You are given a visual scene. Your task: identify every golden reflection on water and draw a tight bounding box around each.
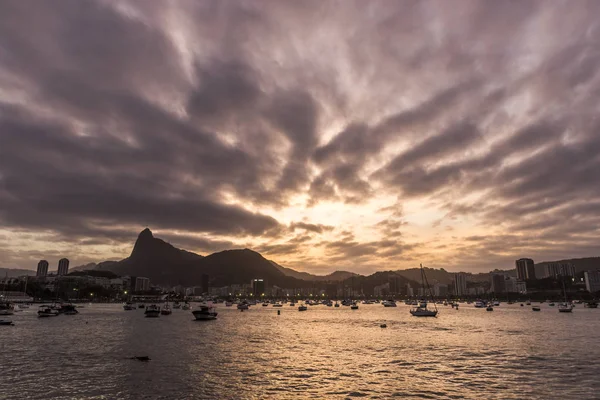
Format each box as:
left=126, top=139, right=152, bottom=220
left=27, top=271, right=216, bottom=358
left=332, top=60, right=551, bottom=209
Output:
left=1, top=303, right=598, bottom=399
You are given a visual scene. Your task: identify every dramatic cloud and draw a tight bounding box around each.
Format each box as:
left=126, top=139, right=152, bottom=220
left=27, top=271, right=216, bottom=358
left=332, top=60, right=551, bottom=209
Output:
left=1, top=0, right=599, bottom=273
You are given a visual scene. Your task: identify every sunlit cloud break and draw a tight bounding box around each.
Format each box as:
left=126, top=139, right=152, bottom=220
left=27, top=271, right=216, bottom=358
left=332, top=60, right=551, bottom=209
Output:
left=1, top=0, right=599, bottom=273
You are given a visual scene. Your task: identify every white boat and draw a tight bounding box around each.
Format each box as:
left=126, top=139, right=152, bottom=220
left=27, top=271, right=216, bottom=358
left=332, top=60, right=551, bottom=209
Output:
left=493, top=301, right=500, bottom=306
left=192, top=305, right=218, bottom=320
left=410, top=264, right=438, bottom=317
left=298, top=305, right=308, bottom=311
left=262, top=302, right=269, bottom=307
left=474, top=301, right=486, bottom=308
left=144, top=304, right=161, bottom=318
left=382, top=300, right=397, bottom=307
left=37, top=306, right=59, bottom=318
left=558, top=281, right=573, bottom=313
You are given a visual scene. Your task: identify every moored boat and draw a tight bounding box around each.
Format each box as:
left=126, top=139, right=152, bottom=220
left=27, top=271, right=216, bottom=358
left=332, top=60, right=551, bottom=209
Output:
left=37, top=306, right=59, bottom=318
left=350, top=303, right=359, bottom=310
left=382, top=300, right=397, bottom=307
left=298, top=304, right=307, bottom=311
left=192, top=305, right=218, bottom=320
left=0, top=302, right=14, bottom=316
left=160, top=304, right=172, bottom=315
left=144, top=304, right=161, bottom=318
left=532, top=306, right=541, bottom=311
left=410, top=264, right=438, bottom=317
left=123, top=302, right=136, bottom=311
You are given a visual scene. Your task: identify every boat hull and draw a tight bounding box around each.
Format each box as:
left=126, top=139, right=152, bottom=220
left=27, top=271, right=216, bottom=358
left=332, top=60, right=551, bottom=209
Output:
left=410, top=309, right=438, bottom=317
left=192, top=312, right=218, bottom=320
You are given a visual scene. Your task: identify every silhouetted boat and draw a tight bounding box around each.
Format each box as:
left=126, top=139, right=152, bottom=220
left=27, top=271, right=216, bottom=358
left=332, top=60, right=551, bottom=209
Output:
left=558, top=281, right=573, bottom=313
left=0, top=319, right=14, bottom=326
left=382, top=300, right=397, bottom=307
left=192, top=305, right=218, bottom=320
left=585, top=301, right=598, bottom=308
left=123, top=302, right=136, bottom=311
left=350, top=303, right=359, bottom=310
left=0, top=302, right=14, bottom=316
left=144, top=304, right=160, bottom=318
left=410, top=264, right=438, bottom=317
left=37, top=306, right=59, bottom=318
left=182, top=302, right=192, bottom=311
left=298, top=304, right=307, bottom=311
left=160, top=304, right=172, bottom=315
left=532, top=306, right=541, bottom=311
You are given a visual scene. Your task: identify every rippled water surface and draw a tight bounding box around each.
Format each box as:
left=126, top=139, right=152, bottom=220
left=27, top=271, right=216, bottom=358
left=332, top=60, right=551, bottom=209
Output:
left=1, top=303, right=600, bottom=399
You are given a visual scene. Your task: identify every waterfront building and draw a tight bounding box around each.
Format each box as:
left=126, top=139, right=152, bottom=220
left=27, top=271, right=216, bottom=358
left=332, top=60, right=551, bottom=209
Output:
left=490, top=273, right=506, bottom=293
left=515, top=258, right=536, bottom=280
left=433, top=283, right=448, bottom=297
left=36, top=260, right=49, bottom=277
left=134, top=277, right=150, bottom=292
left=251, top=279, right=265, bottom=296
left=57, top=258, right=70, bottom=276
left=454, top=273, right=468, bottom=296
left=544, top=263, right=576, bottom=279
left=584, top=270, right=600, bottom=293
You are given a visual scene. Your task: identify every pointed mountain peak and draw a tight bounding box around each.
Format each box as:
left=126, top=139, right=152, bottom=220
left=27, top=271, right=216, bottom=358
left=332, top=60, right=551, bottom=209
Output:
left=138, top=228, right=154, bottom=241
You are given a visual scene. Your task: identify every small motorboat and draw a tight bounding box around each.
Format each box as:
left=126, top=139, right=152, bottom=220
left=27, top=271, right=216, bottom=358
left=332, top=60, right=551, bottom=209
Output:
left=172, top=302, right=182, bottom=309
left=225, top=301, right=233, bottom=307
left=138, top=304, right=145, bottom=309
left=123, top=302, right=136, bottom=311
left=0, top=319, right=14, bottom=326
left=160, top=304, right=172, bottom=315
left=585, top=301, right=598, bottom=308
left=37, top=306, right=59, bottom=318
left=350, top=303, right=359, bottom=310
left=548, top=302, right=555, bottom=307
left=558, top=303, right=573, bottom=313
left=60, top=304, right=79, bottom=315
left=272, top=303, right=283, bottom=308
left=382, top=300, right=397, bottom=307
left=262, top=303, right=269, bottom=307
left=334, top=302, right=340, bottom=308
left=526, top=301, right=531, bottom=305
left=192, top=305, right=218, bottom=320
left=182, top=302, right=192, bottom=311
left=144, top=304, right=161, bottom=318
left=289, top=302, right=296, bottom=307
left=237, top=302, right=249, bottom=310
left=0, top=302, right=15, bottom=316
left=532, top=306, right=541, bottom=311
left=298, top=305, right=308, bottom=311
left=486, top=306, right=494, bottom=311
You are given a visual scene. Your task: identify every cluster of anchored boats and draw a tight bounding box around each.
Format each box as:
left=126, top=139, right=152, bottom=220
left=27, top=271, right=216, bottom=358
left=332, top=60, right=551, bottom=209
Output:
left=0, top=302, right=80, bottom=325
left=123, top=301, right=218, bottom=320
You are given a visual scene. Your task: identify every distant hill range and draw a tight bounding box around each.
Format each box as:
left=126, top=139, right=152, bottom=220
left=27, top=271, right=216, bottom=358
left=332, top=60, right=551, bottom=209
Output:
left=0, top=268, right=36, bottom=278
left=70, top=228, right=383, bottom=288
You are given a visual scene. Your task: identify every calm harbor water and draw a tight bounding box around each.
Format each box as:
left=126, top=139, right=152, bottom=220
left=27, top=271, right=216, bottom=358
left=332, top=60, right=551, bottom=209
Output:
left=1, top=303, right=599, bottom=399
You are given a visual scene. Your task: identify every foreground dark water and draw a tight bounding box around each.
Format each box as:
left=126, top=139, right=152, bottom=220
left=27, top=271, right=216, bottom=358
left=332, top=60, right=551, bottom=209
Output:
left=1, top=303, right=599, bottom=399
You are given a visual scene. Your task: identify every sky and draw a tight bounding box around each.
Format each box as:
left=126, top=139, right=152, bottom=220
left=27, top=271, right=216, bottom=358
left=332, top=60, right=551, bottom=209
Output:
left=1, top=1, right=599, bottom=275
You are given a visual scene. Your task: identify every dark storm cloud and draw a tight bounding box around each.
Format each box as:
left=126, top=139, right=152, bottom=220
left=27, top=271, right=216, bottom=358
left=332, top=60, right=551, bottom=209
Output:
left=1, top=0, right=600, bottom=271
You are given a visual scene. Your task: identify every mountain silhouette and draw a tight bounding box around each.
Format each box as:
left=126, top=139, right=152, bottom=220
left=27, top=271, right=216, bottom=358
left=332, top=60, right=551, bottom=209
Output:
left=95, top=229, right=309, bottom=288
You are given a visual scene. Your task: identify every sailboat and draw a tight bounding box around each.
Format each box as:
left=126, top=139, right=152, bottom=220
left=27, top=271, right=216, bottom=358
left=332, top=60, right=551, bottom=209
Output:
left=558, top=280, right=573, bottom=313
left=410, top=264, right=438, bottom=317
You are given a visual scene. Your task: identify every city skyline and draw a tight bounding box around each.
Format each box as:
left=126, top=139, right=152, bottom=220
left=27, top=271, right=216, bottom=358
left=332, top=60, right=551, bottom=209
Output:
left=2, top=1, right=600, bottom=274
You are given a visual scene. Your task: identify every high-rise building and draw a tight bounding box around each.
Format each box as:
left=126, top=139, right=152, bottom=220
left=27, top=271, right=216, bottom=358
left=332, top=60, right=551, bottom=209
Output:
left=36, top=260, right=49, bottom=277
left=251, top=279, right=265, bottom=296
left=544, top=263, right=576, bottom=278
left=490, top=273, right=506, bottom=293
left=454, top=273, right=468, bottom=296
left=57, top=258, right=69, bottom=276
left=515, top=258, right=536, bottom=280
left=134, top=277, right=150, bottom=292
left=584, top=270, right=600, bottom=293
